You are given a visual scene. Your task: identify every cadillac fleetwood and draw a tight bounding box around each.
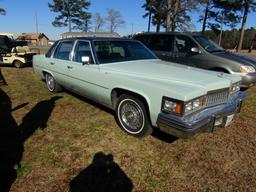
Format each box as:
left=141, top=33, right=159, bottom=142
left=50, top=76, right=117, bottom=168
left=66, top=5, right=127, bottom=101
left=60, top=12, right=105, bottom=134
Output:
left=33, top=38, right=245, bottom=138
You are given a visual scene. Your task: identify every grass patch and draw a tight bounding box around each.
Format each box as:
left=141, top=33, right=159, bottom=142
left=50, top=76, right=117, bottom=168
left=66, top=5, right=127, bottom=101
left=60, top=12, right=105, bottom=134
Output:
left=17, top=161, right=32, bottom=177
left=1, top=67, right=256, bottom=192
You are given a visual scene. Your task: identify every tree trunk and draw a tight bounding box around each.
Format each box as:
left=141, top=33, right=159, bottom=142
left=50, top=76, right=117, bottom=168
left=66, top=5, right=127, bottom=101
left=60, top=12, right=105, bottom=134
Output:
left=156, top=0, right=163, bottom=32
left=202, top=0, right=209, bottom=33
left=156, top=22, right=161, bottom=32
left=248, top=32, right=256, bottom=53
left=148, top=11, right=152, bottom=32
left=166, top=0, right=171, bottom=32
left=68, top=17, right=72, bottom=32
left=171, top=0, right=179, bottom=32
left=237, top=0, right=250, bottom=52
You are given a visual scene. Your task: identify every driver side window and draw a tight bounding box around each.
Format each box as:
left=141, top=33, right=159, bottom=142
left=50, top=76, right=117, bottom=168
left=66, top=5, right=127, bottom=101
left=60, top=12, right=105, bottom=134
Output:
left=174, top=35, right=197, bottom=53
left=74, top=41, right=94, bottom=64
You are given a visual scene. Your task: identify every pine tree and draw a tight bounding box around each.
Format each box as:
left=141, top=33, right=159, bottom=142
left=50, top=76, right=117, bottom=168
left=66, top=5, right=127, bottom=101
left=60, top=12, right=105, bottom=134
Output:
left=142, top=0, right=165, bottom=32
left=0, top=8, right=5, bottom=15
left=237, top=0, right=256, bottom=51
left=199, top=0, right=241, bottom=33
left=142, top=0, right=158, bottom=32
left=48, top=0, right=91, bottom=32
left=0, top=2, right=6, bottom=16
left=164, top=0, right=198, bottom=32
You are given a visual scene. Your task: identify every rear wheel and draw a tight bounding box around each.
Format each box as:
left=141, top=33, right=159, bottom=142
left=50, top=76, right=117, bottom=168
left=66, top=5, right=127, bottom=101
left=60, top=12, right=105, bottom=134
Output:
left=13, top=60, right=24, bottom=68
left=45, top=73, right=62, bottom=93
left=115, top=94, right=153, bottom=137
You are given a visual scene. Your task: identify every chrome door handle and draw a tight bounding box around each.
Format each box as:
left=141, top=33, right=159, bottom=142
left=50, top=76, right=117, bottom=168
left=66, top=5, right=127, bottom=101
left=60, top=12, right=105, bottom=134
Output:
left=67, top=66, right=73, bottom=69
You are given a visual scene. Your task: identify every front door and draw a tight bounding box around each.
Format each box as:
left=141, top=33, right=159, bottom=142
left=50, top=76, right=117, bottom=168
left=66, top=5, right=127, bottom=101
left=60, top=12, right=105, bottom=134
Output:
left=66, top=40, right=101, bottom=101
left=173, top=35, right=200, bottom=66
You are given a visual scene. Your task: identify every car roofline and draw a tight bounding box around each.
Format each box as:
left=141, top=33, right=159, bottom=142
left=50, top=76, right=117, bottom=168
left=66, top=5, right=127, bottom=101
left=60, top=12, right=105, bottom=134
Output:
left=58, top=37, right=137, bottom=42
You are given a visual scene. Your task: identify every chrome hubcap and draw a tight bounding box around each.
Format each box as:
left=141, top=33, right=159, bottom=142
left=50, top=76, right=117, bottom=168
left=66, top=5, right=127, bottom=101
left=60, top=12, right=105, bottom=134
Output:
left=119, top=100, right=144, bottom=132
left=46, top=75, right=54, bottom=91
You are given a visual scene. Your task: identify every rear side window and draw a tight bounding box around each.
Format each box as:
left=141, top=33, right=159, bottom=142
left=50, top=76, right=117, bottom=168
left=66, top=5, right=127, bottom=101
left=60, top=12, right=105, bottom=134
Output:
left=135, top=35, right=151, bottom=47
left=148, top=35, right=173, bottom=52
left=46, top=41, right=58, bottom=58
left=54, top=41, right=74, bottom=60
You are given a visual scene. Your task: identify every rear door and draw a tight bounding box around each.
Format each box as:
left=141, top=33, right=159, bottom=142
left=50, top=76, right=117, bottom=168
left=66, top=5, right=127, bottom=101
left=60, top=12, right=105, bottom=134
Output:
left=50, top=40, right=75, bottom=88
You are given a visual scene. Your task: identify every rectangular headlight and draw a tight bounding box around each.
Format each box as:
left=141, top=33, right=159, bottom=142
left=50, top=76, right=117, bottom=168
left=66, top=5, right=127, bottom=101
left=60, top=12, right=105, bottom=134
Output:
left=230, top=81, right=240, bottom=93
left=184, top=96, right=206, bottom=115
left=162, top=97, right=183, bottom=115
left=162, top=96, right=206, bottom=116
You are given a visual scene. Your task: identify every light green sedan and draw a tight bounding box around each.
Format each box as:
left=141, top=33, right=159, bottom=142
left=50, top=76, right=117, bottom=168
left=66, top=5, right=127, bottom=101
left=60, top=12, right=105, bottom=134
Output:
left=33, top=38, right=245, bottom=138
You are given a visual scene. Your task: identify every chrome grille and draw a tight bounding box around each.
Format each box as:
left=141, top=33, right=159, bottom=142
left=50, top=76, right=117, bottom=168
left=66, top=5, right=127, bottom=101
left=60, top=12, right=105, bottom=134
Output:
left=206, top=89, right=230, bottom=107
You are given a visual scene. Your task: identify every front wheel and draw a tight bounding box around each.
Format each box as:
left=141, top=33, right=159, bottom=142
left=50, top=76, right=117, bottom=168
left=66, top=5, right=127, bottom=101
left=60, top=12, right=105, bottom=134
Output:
left=45, top=73, right=62, bottom=93
left=13, top=60, right=24, bottom=68
left=115, top=94, right=153, bottom=137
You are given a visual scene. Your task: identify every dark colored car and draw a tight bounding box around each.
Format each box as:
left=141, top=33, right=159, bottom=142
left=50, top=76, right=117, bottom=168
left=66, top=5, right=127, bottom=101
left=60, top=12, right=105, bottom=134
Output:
left=134, top=32, right=256, bottom=88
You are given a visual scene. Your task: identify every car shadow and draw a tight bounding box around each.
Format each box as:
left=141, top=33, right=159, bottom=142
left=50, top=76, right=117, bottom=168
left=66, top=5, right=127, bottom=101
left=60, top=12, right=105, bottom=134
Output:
left=0, top=88, right=61, bottom=192
left=151, top=128, right=178, bottom=143
left=69, top=152, right=133, bottom=192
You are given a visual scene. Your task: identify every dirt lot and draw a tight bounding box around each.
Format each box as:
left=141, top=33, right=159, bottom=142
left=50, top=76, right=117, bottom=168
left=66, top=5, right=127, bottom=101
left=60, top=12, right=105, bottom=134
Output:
left=0, top=66, right=256, bottom=192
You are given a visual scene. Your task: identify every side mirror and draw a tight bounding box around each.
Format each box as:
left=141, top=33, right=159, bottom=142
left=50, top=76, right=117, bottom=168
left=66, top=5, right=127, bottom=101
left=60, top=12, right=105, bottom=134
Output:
left=191, top=47, right=200, bottom=53
left=81, top=56, right=90, bottom=65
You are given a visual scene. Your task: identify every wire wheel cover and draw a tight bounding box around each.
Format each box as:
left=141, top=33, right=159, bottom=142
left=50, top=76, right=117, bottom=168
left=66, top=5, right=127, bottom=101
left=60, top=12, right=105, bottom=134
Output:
left=119, top=99, right=145, bottom=132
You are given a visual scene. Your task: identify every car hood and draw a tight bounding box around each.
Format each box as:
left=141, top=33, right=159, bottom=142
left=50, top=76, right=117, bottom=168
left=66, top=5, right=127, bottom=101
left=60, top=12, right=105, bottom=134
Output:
left=100, top=59, right=241, bottom=97
left=212, top=51, right=256, bottom=67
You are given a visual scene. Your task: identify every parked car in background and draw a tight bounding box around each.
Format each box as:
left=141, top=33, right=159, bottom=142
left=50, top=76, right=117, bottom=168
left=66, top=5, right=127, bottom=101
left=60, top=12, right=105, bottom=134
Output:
left=33, top=37, right=245, bottom=138
left=134, top=32, right=256, bottom=89
left=0, top=35, right=36, bottom=68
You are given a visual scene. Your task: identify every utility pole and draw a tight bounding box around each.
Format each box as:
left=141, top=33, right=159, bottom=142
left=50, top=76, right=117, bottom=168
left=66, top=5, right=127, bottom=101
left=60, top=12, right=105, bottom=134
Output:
left=35, top=11, right=39, bottom=46
left=131, top=23, right=134, bottom=36
left=35, top=11, right=39, bottom=34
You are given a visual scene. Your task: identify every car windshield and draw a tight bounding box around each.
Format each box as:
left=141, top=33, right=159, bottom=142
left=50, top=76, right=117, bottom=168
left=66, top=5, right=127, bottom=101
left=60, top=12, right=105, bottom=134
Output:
left=93, top=40, right=157, bottom=64
left=193, top=35, right=225, bottom=53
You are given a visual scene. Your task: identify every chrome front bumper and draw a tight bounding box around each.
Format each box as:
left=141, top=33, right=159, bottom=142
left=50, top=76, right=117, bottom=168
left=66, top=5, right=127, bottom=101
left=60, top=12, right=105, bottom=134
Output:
left=156, top=91, right=245, bottom=139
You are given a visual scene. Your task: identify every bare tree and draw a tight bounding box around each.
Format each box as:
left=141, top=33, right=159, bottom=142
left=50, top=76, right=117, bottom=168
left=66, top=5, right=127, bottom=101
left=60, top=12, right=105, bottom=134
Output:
left=106, top=9, right=125, bottom=32
left=93, top=12, right=105, bottom=32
